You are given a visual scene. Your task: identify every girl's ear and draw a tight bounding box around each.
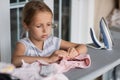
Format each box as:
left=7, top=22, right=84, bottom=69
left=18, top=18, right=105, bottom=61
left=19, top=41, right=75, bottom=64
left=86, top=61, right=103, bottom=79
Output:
left=22, top=22, right=29, bottom=31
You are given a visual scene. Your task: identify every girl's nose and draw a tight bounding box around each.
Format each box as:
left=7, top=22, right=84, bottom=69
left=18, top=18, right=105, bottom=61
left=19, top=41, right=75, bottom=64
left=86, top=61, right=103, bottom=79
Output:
left=43, top=26, right=47, bottom=33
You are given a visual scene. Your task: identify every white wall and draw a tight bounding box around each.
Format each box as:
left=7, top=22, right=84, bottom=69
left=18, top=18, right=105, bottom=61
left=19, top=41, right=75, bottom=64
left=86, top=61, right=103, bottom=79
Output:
left=94, top=0, right=115, bottom=38
left=70, top=0, right=94, bottom=44
left=0, top=0, right=11, bottom=62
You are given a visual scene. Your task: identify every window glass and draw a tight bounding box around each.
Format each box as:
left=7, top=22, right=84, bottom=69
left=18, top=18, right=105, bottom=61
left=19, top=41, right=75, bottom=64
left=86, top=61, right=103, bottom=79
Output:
left=54, top=0, right=59, bottom=37
left=10, top=7, right=24, bottom=53
left=54, top=0, right=70, bottom=41
left=19, top=7, right=26, bottom=39
left=10, top=0, right=17, bottom=3
left=62, top=0, right=70, bottom=41
left=10, top=8, right=17, bottom=52
left=19, top=0, right=26, bottom=2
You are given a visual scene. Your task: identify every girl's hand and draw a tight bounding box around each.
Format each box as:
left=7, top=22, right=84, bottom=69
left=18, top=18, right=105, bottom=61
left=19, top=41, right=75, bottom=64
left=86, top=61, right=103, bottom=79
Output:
left=48, top=50, right=68, bottom=63
left=54, top=50, right=69, bottom=58
left=48, top=52, right=61, bottom=63
left=67, top=47, right=79, bottom=59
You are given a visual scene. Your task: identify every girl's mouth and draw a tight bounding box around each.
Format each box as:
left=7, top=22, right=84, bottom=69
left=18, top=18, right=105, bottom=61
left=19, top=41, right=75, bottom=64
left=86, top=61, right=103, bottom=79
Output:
left=41, top=35, right=48, bottom=38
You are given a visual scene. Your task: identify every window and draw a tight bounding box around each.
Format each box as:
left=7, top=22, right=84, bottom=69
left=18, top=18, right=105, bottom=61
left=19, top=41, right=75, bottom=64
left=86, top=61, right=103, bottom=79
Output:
left=54, top=0, right=71, bottom=41
left=10, top=0, right=29, bottom=53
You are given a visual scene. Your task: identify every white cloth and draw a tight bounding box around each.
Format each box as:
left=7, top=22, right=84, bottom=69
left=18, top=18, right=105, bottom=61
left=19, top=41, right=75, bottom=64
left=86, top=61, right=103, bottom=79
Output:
left=11, top=60, right=69, bottom=80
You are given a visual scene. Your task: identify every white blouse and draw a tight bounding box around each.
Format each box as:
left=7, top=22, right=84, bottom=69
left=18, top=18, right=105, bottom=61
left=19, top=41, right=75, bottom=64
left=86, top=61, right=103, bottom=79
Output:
left=18, top=36, right=61, bottom=57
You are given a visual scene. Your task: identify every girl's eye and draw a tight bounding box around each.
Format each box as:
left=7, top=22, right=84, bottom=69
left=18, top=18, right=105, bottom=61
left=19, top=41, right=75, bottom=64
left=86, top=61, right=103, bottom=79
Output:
left=36, top=25, right=42, bottom=28
left=47, top=23, right=52, bottom=27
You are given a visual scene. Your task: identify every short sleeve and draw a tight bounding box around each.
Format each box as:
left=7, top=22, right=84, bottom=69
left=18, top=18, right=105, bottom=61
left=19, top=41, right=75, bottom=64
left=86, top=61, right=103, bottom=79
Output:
left=17, top=38, right=29, bottom=55
left=52, top=36, right=61, bottom=50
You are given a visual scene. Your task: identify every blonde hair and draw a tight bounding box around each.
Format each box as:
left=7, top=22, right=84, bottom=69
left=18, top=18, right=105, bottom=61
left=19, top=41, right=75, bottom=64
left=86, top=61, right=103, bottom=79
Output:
left=22, top=0, right=52, bottom=26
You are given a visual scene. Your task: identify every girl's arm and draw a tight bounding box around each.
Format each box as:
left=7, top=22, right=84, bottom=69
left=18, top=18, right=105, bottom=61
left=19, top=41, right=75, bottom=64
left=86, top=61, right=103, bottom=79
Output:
left=12, top=42, right=60, bottom=67
left=60, top=39, right=88, bottom=54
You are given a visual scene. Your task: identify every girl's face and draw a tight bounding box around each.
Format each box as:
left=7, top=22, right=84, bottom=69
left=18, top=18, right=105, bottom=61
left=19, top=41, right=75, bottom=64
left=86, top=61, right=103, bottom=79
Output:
left=27, top=11, right=52, bottom=41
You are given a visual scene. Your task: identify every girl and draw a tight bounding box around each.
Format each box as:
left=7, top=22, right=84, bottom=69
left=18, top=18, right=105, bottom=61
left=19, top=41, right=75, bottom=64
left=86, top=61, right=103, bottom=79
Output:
left=12, top=0, right=87, bottom=67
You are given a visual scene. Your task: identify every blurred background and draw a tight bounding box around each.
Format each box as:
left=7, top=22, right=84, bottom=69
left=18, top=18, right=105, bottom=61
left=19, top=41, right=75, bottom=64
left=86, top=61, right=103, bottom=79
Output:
left=0, top=0, right=120, bottom=80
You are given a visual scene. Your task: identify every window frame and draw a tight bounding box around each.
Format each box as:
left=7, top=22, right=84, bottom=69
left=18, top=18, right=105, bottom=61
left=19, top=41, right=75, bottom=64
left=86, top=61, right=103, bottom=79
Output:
left=0, top=0, right=11, bottom=62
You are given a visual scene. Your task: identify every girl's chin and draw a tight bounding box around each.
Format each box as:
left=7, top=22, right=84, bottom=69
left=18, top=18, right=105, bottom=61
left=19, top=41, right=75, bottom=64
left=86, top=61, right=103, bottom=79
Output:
left=41, top=38, right=47, bottom=40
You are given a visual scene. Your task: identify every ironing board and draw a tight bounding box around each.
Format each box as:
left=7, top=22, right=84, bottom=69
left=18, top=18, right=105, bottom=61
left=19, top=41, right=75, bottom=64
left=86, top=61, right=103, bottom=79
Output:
left=65, top=28, right=120, bottom=80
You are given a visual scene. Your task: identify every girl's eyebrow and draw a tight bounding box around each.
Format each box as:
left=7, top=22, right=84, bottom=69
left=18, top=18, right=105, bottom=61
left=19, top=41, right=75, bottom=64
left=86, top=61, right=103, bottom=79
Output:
left=48, top=22, right=52, bottom=24
left=47, top=21, right=52, bottom=23
left=34, top=22, right=52, bottom=26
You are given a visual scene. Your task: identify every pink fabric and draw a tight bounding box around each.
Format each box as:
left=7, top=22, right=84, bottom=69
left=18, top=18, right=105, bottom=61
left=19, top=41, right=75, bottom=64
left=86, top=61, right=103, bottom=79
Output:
left=36, top=54, right=91, bottom=74
left=46, top=54, right=91, bottom=73
left=61, top=54, right=91, bottom=72
left=10, top=54, right=91, bottom=80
